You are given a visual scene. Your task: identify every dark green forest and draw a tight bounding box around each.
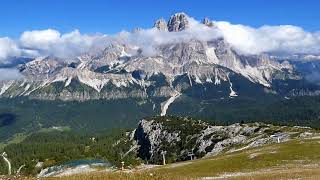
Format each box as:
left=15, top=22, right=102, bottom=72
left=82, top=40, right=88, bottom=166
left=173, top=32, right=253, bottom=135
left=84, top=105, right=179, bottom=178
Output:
left=170, top=95, right=320, bottom=128
left=0, top=95, right=320, bottom=175
left=0, top=97, right=160, bottom=141
left=0, top=129, right=139, bottom=175
left=1, top=95, right=320, bottom=143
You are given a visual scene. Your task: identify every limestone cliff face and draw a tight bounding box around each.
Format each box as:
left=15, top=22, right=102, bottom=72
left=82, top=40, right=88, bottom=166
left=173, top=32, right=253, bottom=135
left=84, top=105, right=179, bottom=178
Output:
left=0, top=13, right=318, bottom=102
left=133, top=116, right=315, bottom=164
left=167, top=13, right=189, bottom=32
left=154, top=18, right=168, bottom=31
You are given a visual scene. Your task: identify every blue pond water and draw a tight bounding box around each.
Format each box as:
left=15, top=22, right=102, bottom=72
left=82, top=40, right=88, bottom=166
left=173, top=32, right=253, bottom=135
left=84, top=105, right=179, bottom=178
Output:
left=43, top=159, right=112, bottom=175
left=62, top=159, right=112, bottom=167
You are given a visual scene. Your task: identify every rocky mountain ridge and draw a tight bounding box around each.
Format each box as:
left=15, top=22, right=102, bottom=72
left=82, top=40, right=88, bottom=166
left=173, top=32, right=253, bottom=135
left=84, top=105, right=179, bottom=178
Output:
left=0, top=13, right=319, bottom=114
left=132, top=116, right=318, bottom=164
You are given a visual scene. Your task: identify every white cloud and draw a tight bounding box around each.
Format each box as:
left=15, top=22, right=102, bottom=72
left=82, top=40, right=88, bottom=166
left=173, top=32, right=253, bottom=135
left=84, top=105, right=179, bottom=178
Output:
left=215, top=21, right=320, bottom=55
left=112, top=16, right=320, bottom=56
left=19, top=29, right=108, bottom=58
left=1, top=15, right=320, bottom=63
left=20, top=29, right=61, bottom=49
left=0, top=68, right=22, bottom=80
left=113, top=16, right=221, bottom=56
left=0, top=37, right=21, bottom=63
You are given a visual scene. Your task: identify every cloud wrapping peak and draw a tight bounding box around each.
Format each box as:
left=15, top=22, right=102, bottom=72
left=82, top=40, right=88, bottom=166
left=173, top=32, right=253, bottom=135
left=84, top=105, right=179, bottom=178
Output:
left=20, top=29, right=109, bottom=58
left=215, top=21, right=320, bottom=55
left=1, top=15, right=320, bottom=63
left=0, top=37, right=21, bottom=63
left=0, top=68, right=23, bottom=81
left=114, top=16, right=221, bottom=56
left=20, top=29, right=61, bottom=49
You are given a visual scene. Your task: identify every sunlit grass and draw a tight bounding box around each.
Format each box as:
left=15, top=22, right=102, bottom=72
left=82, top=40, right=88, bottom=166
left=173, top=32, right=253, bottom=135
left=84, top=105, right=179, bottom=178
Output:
left=49, top=138, right=320, bottom=180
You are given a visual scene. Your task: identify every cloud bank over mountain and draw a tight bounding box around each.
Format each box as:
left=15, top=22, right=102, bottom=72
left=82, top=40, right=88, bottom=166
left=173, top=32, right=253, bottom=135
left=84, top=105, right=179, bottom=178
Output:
left=0, top=38, right=21, bottom=63
left=215, top=21, right=320, bottom=55
left=0, top=68, right=23, bottom=80
left=0, top=14, right=320, bottom=63
left=19, top=29, right=109, bottom=59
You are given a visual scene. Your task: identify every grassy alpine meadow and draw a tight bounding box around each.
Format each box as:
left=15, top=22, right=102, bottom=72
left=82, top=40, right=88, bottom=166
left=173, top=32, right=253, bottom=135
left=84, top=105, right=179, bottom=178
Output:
left=43, top=138, right=320, bottom=180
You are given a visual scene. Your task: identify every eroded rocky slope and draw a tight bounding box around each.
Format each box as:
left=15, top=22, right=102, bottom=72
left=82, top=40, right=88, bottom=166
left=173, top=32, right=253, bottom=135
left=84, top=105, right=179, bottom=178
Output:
left=133, top=116, right=318, bottom=164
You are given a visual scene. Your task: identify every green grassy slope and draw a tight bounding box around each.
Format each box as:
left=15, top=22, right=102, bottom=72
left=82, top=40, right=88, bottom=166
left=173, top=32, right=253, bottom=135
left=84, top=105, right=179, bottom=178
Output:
left=56, top=138, right=320, bottom=180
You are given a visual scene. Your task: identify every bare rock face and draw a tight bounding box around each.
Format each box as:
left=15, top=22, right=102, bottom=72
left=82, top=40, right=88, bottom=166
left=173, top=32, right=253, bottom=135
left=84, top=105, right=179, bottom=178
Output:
left=133, top=117, right=262, bottom=164
left=167, top=13, right=189, bottom=32
left=154, top=18, right=168, bottom=31
left=202, top=17, right=214, bottom=27
left=133, top=116, right=315, bottom=164
left=0, top=12, right=316, bottom=102
left=0, top=36, right=300, bottom=102
left=20, top=56, right=67, bottom=79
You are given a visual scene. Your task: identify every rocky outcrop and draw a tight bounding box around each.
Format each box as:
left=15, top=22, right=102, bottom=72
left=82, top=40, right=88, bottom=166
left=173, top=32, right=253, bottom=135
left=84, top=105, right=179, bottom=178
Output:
left=202, top=17, right=214, bottom=27
left=167, top=13, right=189, bottom=32
left=133, top=116, right=316, bottom=164
left=154, top=13, right=189, bottom=32
left=154, top=18, right=168, bottom=31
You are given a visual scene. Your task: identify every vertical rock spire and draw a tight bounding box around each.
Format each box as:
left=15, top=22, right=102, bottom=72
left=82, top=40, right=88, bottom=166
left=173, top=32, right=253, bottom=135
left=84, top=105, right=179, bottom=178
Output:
left=154, top=18, right=168, bottom=31
left=202, top=17, right=214, bottom=27
left=167, top=12, right=189, bottom=32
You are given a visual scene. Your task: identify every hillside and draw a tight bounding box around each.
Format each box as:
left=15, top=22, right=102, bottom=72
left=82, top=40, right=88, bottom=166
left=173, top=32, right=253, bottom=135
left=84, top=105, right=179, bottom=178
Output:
left=1, top=13, right=320, bottom=146
left=1, top=116, right=319, bottom=179
left=1, top=3, right=320, bottom=180
left=46, top=137, right=320, bottom=180
left=1, top=95, right=320, bottom=143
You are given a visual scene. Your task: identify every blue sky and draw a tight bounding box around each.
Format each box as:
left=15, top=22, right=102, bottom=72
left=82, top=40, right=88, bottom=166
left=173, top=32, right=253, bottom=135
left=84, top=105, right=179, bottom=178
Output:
left=0, top=0, right=319, bottom=37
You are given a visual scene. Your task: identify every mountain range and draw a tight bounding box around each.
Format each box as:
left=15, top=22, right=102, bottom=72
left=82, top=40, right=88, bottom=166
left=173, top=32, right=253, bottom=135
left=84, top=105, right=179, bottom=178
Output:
left=0, top=13, right=320, bottom=139
left=0, top=13, right=320, bottom=118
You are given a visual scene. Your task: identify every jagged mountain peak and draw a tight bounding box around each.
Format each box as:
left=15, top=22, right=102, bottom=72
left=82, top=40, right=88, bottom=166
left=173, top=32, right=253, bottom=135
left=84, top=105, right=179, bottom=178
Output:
left=0, top=36, right=302, bottom=101
left=202, top=17, right=215, bottom=27
left=154, top=18, right=168, bottom=31
left=153, top=13, right=190, bottom=32
left=0, top=13, right=318, bottom=103
left=154, top=13, right=216, bottom=32
left=167, top=12, right=189, bottom=32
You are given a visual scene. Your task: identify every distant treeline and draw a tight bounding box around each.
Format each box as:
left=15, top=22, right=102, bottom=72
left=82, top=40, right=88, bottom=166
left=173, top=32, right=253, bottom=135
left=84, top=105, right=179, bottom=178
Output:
left=170, top=95, right=320, bottom=128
